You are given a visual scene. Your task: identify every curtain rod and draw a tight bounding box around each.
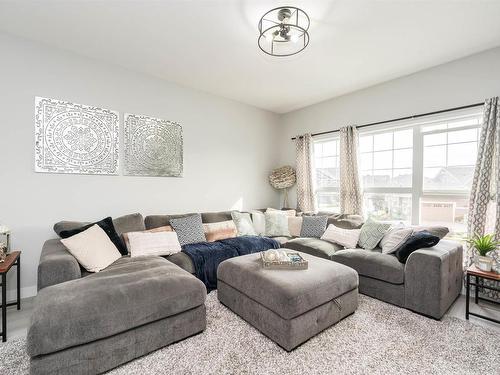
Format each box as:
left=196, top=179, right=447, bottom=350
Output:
left=290, top=102, right=484, bottom=141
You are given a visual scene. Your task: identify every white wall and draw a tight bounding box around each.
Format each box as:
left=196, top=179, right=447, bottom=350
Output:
left=279, top=47, right=500, bottom=207
left=0, top=33, right=281, bottom=298
left=3, top=31, right=500, bottom=300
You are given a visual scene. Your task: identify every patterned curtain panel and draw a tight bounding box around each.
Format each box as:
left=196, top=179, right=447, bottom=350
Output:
left=467, top=97, right=500, bottom=300
left=295, top=133, right=316, bottom=213
left=339, top=126, right=363, bottom=215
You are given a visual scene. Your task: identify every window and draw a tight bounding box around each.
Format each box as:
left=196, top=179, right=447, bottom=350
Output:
left=420, top=115, right=482, bottom=239
left=360, top=128, right=413, bottom=188
left=313, top=138, right=340, bottom=212
left=363, top=193, right=412, bottom=223
left=312, top=108, right=483, bottom=237
left=422, top=117, right=480, bottom=192
left=359, top=128, right=414, bottom=223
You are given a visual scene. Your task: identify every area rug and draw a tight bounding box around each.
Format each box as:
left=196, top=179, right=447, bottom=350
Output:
left=1, top=292, right=499, bottom=375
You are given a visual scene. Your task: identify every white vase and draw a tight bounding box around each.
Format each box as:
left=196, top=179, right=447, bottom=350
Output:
left=477, top=255, right=493, bottom=272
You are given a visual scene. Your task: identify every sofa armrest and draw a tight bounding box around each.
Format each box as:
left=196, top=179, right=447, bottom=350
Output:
left=38, top=239, right=82, bottom=291
left=404, top=240, right=463, bottom=319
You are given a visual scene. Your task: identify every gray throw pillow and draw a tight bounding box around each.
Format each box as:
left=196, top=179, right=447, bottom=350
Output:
left=300, top=216, right=328, bottom=238
left=112, top=213, right=145, bottom=235
left=358, top=219, right=391, bottom=250
left=169, top=214, right=206, bottom=246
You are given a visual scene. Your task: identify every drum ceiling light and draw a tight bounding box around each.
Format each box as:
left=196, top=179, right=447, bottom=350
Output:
left=258, top=6, right=310, bottom=57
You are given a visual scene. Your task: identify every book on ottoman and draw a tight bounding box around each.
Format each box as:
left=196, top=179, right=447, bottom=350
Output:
left=260, top=249, right=308, bottom=270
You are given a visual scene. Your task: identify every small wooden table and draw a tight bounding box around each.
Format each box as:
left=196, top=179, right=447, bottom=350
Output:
left=0, top=251, right=21, bottom=342
left=466, top=265, right=500, bottom=324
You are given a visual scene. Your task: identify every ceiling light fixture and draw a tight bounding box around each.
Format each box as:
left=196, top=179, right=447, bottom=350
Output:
left=258, top=6, right=310, bottom=57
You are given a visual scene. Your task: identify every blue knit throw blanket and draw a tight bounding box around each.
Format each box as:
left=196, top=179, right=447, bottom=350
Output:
left=182, top=236, right=280, bottom=291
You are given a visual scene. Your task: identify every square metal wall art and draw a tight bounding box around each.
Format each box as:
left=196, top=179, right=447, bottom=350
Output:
left=35, top=97, right=119, bottom=175
left=124, top=113, right=183, bottom=177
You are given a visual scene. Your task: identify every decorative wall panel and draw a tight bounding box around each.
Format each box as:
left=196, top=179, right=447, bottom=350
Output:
left=34, top=97, right=119, bottom=175
left=124, top=113, right=183, bottom=177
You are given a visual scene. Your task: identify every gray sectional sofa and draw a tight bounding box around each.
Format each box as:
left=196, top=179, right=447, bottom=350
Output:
left=29, top=210, right=464, bottom=374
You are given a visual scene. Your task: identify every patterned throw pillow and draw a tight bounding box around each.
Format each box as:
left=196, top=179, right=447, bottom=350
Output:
left=300, top=216, right=328, bottom=238
left=321, top=224, right=361, bottom=249
left=358, top=219, right=391, bottom=250
left=380, top=227, right=414, bottom=254
left=169, top=214, right=206, bottom=246
left=264, top=211, right=290, bottom=237
left=231, top=212, right=257, bottom=236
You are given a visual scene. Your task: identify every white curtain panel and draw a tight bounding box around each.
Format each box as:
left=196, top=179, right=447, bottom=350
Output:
left=467, top=96, right=500, bottom=299
left=295, top=133, right=316, bottom=213
left=339, top=126, right=363, bottom=215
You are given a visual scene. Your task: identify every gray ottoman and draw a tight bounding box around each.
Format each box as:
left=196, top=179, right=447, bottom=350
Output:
left=217, top=251, right=358, bottom=351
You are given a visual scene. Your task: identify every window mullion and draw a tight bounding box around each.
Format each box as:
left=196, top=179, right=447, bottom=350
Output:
left=412, top=126, right=423, bottom=225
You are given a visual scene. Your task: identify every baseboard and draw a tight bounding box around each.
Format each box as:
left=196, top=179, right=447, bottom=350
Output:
left=5, top=285, right=37, bottom=302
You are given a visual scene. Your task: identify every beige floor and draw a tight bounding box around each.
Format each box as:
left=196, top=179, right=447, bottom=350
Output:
left=3, top=293, right=499, bottom=343
left=3, top=296, right=34, bottom=341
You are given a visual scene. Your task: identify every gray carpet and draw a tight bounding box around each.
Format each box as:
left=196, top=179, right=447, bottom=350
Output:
left=1, top=292, right=499, bottom=375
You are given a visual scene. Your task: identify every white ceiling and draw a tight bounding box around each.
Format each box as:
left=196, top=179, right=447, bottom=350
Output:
left=1, top=0, right=500, bottom=113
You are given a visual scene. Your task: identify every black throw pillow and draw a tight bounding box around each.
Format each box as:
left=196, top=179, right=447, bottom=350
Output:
left=59, top=216, right=127, bottom=255
left=394, top=230, right=440, bottom=263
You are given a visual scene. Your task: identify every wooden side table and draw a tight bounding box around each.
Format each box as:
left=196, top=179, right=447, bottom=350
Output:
left=0, top=251, right=21, bottom=342
left=466, top=265, right=500, bottom=324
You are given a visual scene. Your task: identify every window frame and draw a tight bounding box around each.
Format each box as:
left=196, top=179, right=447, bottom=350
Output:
left=358, top=108, right=482, bottom=226
left=312, top=107, right=483, bottom=229
left=312, top=134, right=340, bottom=212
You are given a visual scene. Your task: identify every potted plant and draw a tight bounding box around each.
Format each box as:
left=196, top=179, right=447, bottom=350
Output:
left=467, top=234, right=500, bottom=272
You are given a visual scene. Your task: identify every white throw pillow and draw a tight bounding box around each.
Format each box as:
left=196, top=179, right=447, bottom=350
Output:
left=60, top=224, right=121, bottom=272
left=380, top=228, right=414, bottom=254
left=266, top=207, right=296, bottom=217
left=251, top=211, right=266, bottom=235
left=265, top=211, right=290, bottom=237
left=127, top=231, right=182, bottom=257
left=231, top=212, right=257, bottom=236
left=288, top=216, right=303, bottom=237
left=321, top=224, right=361, bottom=249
